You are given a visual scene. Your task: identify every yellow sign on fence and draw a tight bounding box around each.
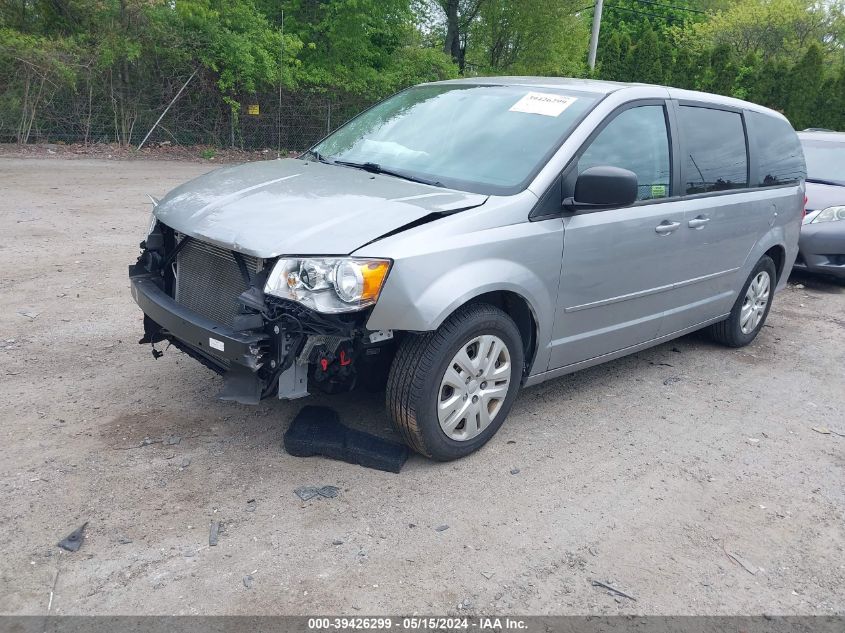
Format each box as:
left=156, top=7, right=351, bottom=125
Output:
left=247, top=104, right=260, bottom=116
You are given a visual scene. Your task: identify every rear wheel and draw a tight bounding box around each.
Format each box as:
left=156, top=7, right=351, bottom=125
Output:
left=386, top=303, right=524, bottom=461
left=708, top=255, right=777, bottom=347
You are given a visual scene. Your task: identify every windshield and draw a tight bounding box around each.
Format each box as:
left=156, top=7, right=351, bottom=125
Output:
left=312, top=84, right=599, bottom=195
left=801, top=139, right=845, bottom=186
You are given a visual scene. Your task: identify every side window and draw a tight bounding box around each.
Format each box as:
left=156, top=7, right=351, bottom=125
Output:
left=747, top=111, right=806, bottom=186
left=678, top=106, right=748, bottom=194
left=578, top=105, right=671, bottom=201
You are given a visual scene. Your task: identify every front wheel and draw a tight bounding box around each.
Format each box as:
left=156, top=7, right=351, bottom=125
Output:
left=707, top=255, right=777, bottom=347
left=386, top=303, right=524, bottom=461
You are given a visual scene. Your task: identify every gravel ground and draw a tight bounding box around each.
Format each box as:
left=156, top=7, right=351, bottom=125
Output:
left=1, top=157, right=843, bottom=616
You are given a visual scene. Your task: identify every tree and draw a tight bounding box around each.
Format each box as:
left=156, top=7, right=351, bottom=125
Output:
left=667, top=46, right=696, bottom=89
left=630, top=25, right=662, bottom=84
left=2, top=0, right=844, bottom=148
left=598, top=32, right=629, bottom=81
left=0, top=28, right=78, bottom=142
left=598, top=0, right=709, bottom=56
left=468, top=0, right=587, bottom=76
left=784, top=43, right=825, bottom=129
left=821, top=67, right=845, bottom=131
left=436, top=0, right=483, bottom=72
left=702, top=44, right=736, bottom=96
left=682, top=0, right=843, bottom=63
left=264, top=0, right=455, bottom=97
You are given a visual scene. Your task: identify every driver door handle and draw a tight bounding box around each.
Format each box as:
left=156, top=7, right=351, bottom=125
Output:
left=655, top=221, right=681, bottom=235
left=688, top=215, right=711, bottom=229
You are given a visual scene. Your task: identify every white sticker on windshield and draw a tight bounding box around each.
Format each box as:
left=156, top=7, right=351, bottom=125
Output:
left=509, top=92, right=578, bottom=117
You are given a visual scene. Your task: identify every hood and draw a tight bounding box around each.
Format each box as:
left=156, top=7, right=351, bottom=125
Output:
left=153, top=158, right=487, bottom=258
left=806, top=181, right=845, bottom=212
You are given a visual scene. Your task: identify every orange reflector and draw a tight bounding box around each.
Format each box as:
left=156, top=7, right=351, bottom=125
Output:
left=360, top=261, right=391, bottom=301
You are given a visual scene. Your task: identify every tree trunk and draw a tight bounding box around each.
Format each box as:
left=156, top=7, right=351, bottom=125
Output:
left=443, top=0, right=461, bottom=65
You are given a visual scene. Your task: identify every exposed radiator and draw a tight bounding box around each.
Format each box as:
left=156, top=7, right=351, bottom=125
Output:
left=174, top=238, right=263, bottom=328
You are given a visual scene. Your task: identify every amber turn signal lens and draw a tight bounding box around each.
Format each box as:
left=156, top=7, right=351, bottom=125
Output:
left=360, top=260, right=391, bottom=301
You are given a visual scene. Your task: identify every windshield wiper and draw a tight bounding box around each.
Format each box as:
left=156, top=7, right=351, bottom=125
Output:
left=302, top=149, right=334, bottom=165
left=806, top=177, right=845, bottom=187
left=333, top=160, right=443, bottom=187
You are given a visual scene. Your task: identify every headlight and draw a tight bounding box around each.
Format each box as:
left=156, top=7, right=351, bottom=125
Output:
left=145, top=211, right=157, bottom=238
left=811, top=206, right=845, bottom=223
left=145, top=194, right=159, bottom=238
left=264, top=257, right=391, bottom=313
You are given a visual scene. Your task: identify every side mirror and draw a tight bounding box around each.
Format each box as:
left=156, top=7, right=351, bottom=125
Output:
left=563, top=166, right=639, bottom=211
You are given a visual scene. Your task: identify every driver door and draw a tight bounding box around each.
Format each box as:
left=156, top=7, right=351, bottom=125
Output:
left=549, top=101, right=688, bottom=369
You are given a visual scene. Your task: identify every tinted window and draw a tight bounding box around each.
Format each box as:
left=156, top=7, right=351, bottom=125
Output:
left=679, top=106, right=748, bottom=194
left=749, top=112, right=806, bottom=186
left=578, top=105, right=671, bottom=200
left=314, top=85, right=598, bottom=195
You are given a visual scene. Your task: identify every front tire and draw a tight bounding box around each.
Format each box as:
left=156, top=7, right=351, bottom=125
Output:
left=386, top=303, right=524, bottom=461
left=708, top=255, right=777, bottom=347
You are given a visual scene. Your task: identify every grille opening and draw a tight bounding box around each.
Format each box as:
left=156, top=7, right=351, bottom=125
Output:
left=174, top=238, right=263, bottom=328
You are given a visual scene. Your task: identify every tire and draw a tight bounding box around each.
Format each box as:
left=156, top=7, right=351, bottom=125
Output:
left=386, top=303, right=525, bottom=461
left=707, top=255, right=777, bottom=348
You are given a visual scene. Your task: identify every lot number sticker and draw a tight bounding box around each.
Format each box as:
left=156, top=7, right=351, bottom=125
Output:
left=510, top=92, right=578, bottom=117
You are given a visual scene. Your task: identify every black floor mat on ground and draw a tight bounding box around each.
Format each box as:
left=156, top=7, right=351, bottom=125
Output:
left=283, top=405, right=409, bottom=473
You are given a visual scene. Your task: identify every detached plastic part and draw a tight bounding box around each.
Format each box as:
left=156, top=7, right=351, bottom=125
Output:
left=58, top=522, right=88, bottom=552
left=283, top=406, right=409, bottom=473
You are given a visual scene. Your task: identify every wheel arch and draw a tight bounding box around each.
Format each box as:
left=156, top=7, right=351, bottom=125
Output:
left=740, top=223, right=795, bottom=294
left=764, top=244, right=786, bottom=283
left=435, top=288, right=540, bottom=379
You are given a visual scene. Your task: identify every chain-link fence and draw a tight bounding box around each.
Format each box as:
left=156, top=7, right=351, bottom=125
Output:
left=0, top=77, right=374, bottom=152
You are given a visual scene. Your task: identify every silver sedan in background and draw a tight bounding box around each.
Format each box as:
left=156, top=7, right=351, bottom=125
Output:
left=796, top=130, right=845, bottom=278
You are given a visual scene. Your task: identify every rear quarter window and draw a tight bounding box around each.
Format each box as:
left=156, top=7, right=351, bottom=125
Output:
left=746, top=111, right=806, bottom=186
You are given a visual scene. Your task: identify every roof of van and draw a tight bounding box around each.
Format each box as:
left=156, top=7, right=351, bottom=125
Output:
left=426, top=76, right=788, bottom=119
left=797, top=130, right=845, bottom=143
left=429, top=76, right=635, bottom=94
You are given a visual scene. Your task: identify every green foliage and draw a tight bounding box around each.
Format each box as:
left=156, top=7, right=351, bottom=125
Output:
left=598, top=0, right=709, bottom=54
left=683, top=0, right=844, bottom=62
left=783, top=44, right=826, bottom=130
left=275, top=0, right=455, bottom=97
left=629, top=26, right=663, bottom=84
left=817, top=67, right=845, bottom=131
left=596, top=0, right=845, bottom=129
left=0, top=27, right=81, bottom=142
left=466, top=0, right=588, bottom=77
left=1, top=0, right=844, bottom=145
left=599, top=32, right=631, bottom=82
left=150, top=0, right=295, bottom=97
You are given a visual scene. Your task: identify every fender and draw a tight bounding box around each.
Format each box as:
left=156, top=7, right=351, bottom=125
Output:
left=361, top=211, right=564, bottom=376
left=369, top=259, right=555, bottom=376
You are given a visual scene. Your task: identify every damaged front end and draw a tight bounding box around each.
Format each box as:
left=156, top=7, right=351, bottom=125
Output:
left=129, top=222, right=394, bottom=405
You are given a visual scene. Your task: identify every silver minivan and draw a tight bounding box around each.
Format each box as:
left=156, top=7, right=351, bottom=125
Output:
left=130, top=78, right=805, bottom=460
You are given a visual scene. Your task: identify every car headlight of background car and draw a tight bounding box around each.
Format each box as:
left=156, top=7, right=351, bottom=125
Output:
left=144, top=195, right=160, bottom=238
left=264, top=257, right=391, bottom=313
left=805, top=206, right=845, bottom=224
left=144, top=211, right=158, bottom=238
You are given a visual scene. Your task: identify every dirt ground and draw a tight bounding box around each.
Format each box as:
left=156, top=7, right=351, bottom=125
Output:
left=0, top=141, right=282, bottom=164
left=1, top=157, right=843, bottom=616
